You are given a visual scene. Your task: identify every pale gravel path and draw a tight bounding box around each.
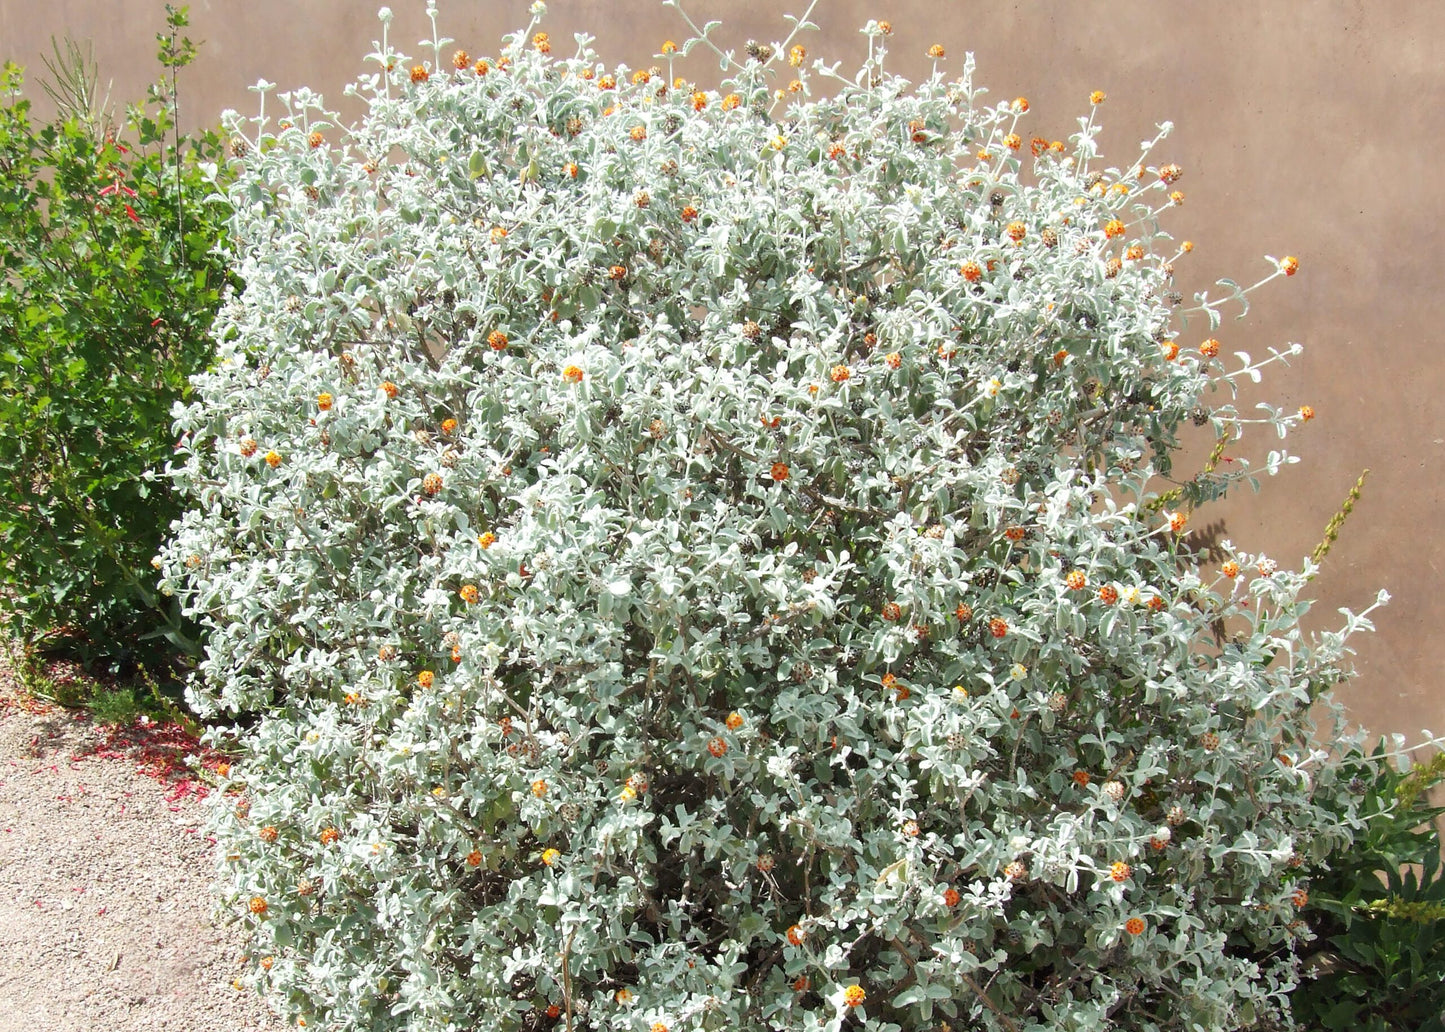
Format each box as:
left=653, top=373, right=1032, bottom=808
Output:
left=0, top=670, right=286, bottom=1032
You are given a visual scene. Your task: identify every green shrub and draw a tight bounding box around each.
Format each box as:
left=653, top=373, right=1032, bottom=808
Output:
left=164, top=5, right=1396, bottom=1029
left=0, top=7, right=232, bottom=664
left=1291, top=742, right=1445, bottom=1032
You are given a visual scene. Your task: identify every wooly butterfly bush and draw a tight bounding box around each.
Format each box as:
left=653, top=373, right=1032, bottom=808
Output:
left=161, top=4, right=1386, bottom=1030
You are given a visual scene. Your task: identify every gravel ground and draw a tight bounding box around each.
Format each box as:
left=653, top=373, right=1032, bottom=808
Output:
left=0, top=657, right=286, bottom=1032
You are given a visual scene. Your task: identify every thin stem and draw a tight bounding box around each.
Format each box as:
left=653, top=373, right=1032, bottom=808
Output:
left=666, top=0, right=743, bottom=73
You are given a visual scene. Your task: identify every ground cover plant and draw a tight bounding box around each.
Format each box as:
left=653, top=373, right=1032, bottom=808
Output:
left=0, top=6, right=232, bottom=671
left=162, top=4, right=1407, bottom=1029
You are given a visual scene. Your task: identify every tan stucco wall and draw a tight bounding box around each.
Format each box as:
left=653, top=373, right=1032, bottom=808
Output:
left=3, top=1, right=1442, bottom=750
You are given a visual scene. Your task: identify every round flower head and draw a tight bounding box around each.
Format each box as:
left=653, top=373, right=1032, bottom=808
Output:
left=843, top=985, right=866, bottom=1007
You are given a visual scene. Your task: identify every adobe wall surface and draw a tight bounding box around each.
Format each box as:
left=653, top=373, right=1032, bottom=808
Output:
left=3, top=0, right=1440, bottom=750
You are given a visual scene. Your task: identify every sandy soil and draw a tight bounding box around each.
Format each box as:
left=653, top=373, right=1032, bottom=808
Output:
left=0, top=659, right=286, bottom=1032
